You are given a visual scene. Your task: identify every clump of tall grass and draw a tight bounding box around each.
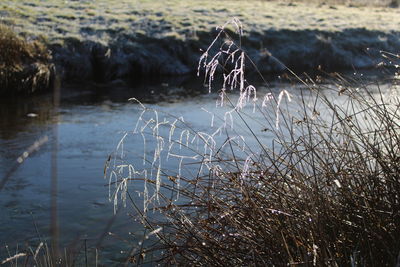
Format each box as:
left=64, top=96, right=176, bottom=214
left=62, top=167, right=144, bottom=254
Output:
left=1, top=241, right=100, bottom=266
left=0, top=24, right=54, bottom=95
left=106, top=19, right=400, bottom=266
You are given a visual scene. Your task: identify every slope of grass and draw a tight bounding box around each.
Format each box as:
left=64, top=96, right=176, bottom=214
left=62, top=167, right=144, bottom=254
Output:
left=2, top=0, right=399, bottom=40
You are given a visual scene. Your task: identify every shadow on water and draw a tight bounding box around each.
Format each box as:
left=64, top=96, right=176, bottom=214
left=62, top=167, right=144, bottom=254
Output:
left=60, top=73, right=207, bottom=105
left=0, top=73, right=205, bottom=137
left=0, top=95, right=53, bottom=140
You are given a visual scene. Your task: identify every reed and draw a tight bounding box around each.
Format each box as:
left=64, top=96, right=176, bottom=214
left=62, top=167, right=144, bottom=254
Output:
left=106, top=19, right=400, bottom=266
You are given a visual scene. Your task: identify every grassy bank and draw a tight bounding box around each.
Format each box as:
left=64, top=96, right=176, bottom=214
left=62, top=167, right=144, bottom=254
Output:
left=1, top=0, right=400, bottom=87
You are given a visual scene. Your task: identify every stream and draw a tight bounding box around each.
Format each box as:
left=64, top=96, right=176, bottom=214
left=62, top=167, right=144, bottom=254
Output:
left=0, top=73, right=395, bottom=264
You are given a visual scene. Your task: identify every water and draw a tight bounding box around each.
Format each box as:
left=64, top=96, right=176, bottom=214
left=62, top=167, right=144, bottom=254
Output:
left=0, top=90, right=132, bottom=262
left=0, top=81, right=252, bottom=264
left=0, top=75, right=395, bottom=264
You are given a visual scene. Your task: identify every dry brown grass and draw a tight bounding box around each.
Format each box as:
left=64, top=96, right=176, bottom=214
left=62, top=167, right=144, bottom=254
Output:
left=0, top=24, right=54, bottom=95
left=107, top=20, right=400, bottom=266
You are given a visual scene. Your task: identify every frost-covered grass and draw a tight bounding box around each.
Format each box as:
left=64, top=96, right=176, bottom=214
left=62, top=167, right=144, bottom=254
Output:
left=292, top=0, right=399, bottom=6
left=1, top=0, right=399, bottom=44
left=106, top=19, right=400, bottom=265
left=1, top=0, right=400, bottom=82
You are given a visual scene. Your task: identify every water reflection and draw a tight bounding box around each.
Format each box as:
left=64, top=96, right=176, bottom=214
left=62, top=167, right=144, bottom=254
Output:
left=0, top=95, right=53, bottom=140
left=0, top=77, right=208, bottom=264
left=0, top=72, right=395, bottom=264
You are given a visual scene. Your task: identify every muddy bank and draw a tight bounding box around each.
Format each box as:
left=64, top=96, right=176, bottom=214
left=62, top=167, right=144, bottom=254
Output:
left=2, top=26, right=399, bottom=94
left=49, top=28, right=400, bottom=84
left=50, top=34, right=202, bottom=84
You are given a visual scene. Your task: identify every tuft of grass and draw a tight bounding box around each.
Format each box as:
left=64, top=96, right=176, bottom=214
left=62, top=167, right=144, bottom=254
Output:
left=0, top=24, right=54, bottom=95
left=107, top=19, right=400, bottom=266
left=1, top=241, right=101, bottom=266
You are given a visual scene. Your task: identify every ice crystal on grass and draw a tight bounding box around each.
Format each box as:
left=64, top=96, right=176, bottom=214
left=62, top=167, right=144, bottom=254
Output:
left=106, top=18, right=400, bottom=266
left=107, top=18, right=297, bottom=215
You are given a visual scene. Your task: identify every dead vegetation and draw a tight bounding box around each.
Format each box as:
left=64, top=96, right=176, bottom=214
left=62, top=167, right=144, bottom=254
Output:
left=107, top=20, right=400, bottom=266
left=0, top=24, right=54, bottom=95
